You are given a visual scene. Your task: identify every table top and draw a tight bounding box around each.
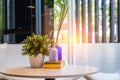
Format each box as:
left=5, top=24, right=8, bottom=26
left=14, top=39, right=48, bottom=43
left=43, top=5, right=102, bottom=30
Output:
left=0, top=65, right=99, bottom=78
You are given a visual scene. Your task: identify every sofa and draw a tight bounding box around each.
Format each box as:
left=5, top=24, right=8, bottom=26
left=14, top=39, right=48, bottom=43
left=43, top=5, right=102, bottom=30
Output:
left=0, top=44, right=85, bottom=80
left=1, top=43, right=120, bottom=80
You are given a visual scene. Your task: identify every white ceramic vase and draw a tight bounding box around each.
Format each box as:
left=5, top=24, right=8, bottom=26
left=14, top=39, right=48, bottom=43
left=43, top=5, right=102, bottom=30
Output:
left=29, top=54, right=44, bottom=68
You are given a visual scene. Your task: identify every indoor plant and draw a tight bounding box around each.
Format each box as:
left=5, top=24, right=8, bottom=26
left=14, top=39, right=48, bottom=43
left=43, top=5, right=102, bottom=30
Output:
left=21, top=33, right=50, bottom=68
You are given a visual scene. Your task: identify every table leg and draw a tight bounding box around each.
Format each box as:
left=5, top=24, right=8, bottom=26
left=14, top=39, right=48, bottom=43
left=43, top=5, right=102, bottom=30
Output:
left=45, top=78, right=55, bottom=80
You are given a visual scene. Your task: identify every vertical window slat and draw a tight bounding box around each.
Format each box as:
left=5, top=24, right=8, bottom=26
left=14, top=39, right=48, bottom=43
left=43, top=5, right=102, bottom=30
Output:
left=36, top=0, right=42, bottom=34
left=95, top=0, right=100, bottom=43
left=118, top=0, right=120, bottom=42
left=75, top=0, right=80, bottom=43
left=88, top=0, right=92, bottom=43
left=82, top=0, right=86, bottom=43
left=102, top=0, right=107, bottom=43
left=110, top=0, right=114, bottom=43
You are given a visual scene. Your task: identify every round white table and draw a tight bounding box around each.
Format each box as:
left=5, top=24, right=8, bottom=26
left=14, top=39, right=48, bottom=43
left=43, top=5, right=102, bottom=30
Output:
left=0, top=65, right=99, bottom=80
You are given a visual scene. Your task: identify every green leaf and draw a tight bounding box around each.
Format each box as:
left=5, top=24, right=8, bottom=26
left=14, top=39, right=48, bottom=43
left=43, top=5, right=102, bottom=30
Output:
left=21, top=33, right=50, bottom=57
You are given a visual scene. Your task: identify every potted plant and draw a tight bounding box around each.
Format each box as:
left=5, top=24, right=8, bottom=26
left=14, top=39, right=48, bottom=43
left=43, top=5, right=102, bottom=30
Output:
left=21, top=33, right=50, bottom=68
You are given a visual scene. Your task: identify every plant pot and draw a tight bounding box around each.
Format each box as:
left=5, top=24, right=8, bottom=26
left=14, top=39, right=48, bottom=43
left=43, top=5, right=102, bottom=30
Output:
left=29, top=54, right=44, bottom=68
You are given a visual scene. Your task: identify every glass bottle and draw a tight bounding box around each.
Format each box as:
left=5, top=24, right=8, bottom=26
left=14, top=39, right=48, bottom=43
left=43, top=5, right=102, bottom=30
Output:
left=56, top=44, right=62, bottom=60
left=49, top=41, right=58, bottom=62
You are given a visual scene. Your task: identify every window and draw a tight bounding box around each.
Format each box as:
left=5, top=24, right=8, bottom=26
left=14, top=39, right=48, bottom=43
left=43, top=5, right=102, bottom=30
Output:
left=4, top=0, right=36, bottom=43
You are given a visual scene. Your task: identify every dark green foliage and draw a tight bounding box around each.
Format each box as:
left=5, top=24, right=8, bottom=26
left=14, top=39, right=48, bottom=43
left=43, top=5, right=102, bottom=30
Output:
left=21, top=34, right=51, bottom=57
left=44, top=0, right=54, bottom=8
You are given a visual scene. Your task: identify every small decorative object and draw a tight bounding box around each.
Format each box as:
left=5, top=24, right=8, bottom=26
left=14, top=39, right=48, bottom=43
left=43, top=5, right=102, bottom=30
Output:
left=49, top=40, right=58, bottom=62
left=56, top=45, right=62, bottom=60
left=55, top=1, right=68, bottom=60
left=44, top=60, right=65, bottom=69
left=50, top=0, right=68, bottom=61
left=21, top=33, right=50, bottom=68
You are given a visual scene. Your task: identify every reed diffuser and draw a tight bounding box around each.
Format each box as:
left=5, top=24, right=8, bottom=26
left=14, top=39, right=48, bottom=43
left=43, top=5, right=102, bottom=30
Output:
left=55, top=0, right=68, bottom=60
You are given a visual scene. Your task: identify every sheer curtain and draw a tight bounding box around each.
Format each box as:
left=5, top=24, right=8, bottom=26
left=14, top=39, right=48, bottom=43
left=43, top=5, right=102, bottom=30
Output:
left=67, top=0, right=120, bottom=73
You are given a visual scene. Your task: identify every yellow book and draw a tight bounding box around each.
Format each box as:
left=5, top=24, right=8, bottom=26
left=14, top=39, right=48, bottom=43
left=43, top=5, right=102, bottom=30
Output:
left=43, top=60, right=65, bottom=69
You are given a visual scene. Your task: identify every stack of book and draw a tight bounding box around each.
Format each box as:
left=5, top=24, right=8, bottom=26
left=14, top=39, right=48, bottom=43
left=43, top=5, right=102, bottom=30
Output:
left=43, top=60, right=65, bottom=69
